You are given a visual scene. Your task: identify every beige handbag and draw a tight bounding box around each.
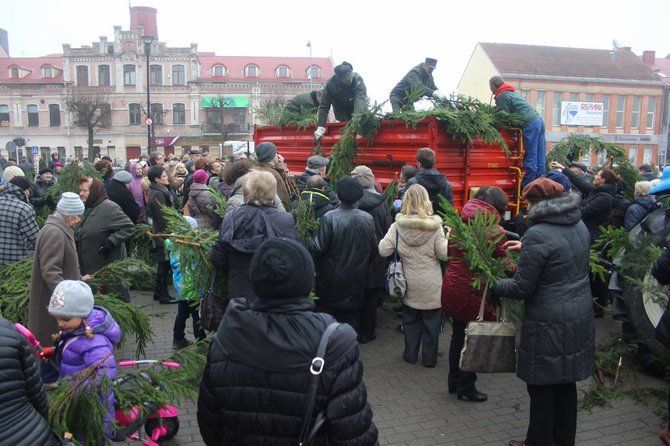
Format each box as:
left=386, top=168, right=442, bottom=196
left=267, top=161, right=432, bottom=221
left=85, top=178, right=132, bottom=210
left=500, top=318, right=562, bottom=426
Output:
left=459, top=286, right=517, bottom=373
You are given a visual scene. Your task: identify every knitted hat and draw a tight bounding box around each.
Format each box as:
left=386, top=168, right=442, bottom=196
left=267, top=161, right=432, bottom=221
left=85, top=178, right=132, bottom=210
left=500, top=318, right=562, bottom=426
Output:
left=2, top=165, right=24, bottom=182
left=48, top=280, right=94, bottom=318
left=193, top=169, right=209, bottom=184
left=57, top=192, right=85, bottom=216
left=54, top=161, right=64, bottom=168
left=351, top=165, right=375, bottom=188
left=336, top=176, right=364, bottom=203
left=522, top=177, right=565, bottom=202
left=9, top=176, right=31, bottom=191
left=545, top=170, right=571, bottom=192
left=113, top=170, right=133, bottom=183
left=255, top=142, right=277, bottom=163
left=249, top=238, right=315, bottom=299
left=39, top=167, right=54, bottom=175
left=307, top=155, right=329, bottom=170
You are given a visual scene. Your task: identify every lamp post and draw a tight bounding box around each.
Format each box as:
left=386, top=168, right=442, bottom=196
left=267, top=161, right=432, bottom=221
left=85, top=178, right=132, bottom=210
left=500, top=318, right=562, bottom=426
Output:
left=141, top=35, right=155, bottom=153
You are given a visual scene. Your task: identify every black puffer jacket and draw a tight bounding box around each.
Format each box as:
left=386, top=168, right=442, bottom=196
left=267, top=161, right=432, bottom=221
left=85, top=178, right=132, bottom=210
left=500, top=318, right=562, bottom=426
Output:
left=0, top=317, right=55, bottom=446
left=197, top=298, right=379, bottom=446
left=562, top=168, right=616, bottom=242
left=105, top=179, right=140, bottom=223
left=357, top=191, right=393, bottom=289
left=407, top=168, right=453, bottom=213
left=308, top=206, right=376, bottom=310
left=493, top=192, right=595, bottom=385
left=299, top=188, right=335, bottom=219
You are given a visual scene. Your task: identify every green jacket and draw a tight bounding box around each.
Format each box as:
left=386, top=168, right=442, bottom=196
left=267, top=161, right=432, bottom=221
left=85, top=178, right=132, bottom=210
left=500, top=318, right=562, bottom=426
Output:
left=285, top=91, right=319, bottom=114
left=494, top=90, right=540, bottom=126
left=317, top=73, right=367, bottom=127
left=389, top=64, right=437, bottom=103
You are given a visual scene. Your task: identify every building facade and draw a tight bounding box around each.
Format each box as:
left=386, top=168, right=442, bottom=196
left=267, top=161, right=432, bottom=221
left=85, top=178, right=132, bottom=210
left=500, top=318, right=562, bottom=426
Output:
left=0, top=6, right=333, bottom=163
left=458, top=42, right=667, bottom=167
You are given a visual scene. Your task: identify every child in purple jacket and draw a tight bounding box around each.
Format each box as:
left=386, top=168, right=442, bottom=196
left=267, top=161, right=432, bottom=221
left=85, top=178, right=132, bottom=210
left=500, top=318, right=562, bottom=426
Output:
left=47, top=280, right=122, bottom=441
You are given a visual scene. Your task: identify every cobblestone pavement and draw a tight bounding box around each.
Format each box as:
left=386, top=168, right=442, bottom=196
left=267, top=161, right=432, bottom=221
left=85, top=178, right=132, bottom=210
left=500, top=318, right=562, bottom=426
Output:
left=117, top=290, right=667, bottom=445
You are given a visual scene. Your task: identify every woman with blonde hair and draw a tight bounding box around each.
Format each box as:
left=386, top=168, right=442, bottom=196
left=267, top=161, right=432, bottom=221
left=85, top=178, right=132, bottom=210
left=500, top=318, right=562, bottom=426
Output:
left=379, top=184, right=449, bottom=367
left=624, top=180, right=656, bottom=230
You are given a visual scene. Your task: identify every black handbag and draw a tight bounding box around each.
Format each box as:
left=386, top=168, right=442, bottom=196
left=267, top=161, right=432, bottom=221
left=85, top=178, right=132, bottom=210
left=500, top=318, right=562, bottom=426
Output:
left=200, top=271, right=229, bottom=332
left=297, top=322, right=341, bottom=446
left=459, top=285, right=517, bottom=373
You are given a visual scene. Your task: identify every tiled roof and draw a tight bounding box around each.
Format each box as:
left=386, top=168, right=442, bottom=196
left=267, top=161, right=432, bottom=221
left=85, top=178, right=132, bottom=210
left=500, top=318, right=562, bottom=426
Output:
left=649, top=54, right=670, bottom=86
left=0, top=56, right=64, bottom=84
left=196, top=55, right=334, bottom=82
left=480, top=42, right=661, bottom=82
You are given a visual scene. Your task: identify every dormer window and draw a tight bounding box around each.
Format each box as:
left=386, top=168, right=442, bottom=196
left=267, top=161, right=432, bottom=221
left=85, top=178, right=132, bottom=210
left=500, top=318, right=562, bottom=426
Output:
left=44, top=66, right=53, bottom=78
left=245, top=64, right=259, bottom=77
left=10, top=67, right=19, bottom=78
left=276, top=66, right=290, bottom=78
left=307, top=65, right=321, bottom=79
left=213, top=65, right=226, bottom=77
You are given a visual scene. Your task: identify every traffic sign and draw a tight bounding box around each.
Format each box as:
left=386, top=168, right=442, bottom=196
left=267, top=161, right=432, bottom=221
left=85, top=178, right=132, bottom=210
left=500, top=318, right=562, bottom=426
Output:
left=145, top=117, right=153, bottom=126
left=31, top=145, right=39, bottom=155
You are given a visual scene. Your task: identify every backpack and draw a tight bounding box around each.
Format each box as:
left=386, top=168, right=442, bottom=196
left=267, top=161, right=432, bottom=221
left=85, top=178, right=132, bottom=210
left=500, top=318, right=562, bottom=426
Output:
left=608, top=194, right=631, bottom=228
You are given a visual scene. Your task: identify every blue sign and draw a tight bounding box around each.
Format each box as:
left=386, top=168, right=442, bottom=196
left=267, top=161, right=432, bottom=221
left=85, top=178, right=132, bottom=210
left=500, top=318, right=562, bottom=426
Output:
left=31, top=145, right=39, bottom=155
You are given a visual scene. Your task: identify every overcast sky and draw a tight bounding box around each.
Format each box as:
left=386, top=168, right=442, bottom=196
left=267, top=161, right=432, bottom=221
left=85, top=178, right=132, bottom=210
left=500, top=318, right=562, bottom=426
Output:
left=4, top=0, right=670, bottom=109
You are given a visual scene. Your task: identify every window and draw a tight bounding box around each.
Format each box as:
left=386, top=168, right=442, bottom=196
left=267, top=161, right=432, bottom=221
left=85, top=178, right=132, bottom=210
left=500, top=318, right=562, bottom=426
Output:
left=647, top=97, right=657, bottom=130
left=0, top=105, right=9, bottom=126
left=124, top=65, right=136, bottom=86
left=644, top=145, right=653, bottom=165
left=552, top=92, right=562, bottom=126
left=616, top=96, right=626, bottom=128
left=98, top=65, right=110, bottom=86
left=535, top=91, right=545, bottom=120
left=585, top=93, right=595, bottom=102
left=76, top=65, right=89, bottom=86
left=601, top=94, right=610, bottom=128
left=173, top=103, right=185, bottom=125
left=631, top=96, right=641, bottom=129
left=10, top=67, right=19, bottom=78
left=129, top=103, right=141, bottom=125
left=49, top=104, right=60, bottom=127
left=100, top=104, right=111, bottom=127
left=213, top=65, right=225, bottom=77
left=276, top=66, right=289, bottom=77
left=628, top=145, right=638, bottom=165
left=27, top=104, right=39, bottom=127
left=172, top=65, right=185, bottom=86
left=307, top=65, right=320, bottom=79
left=569, top=92, right=579, bottom=101
left=150, top=65, right=162, bottom=86
left=152, top=103, right=163, bottom=125
left=44, top=66, right=52, bottom=78
left=519, top=90, right=528, bottom=101
left=245, top=65, right=258, bottom=77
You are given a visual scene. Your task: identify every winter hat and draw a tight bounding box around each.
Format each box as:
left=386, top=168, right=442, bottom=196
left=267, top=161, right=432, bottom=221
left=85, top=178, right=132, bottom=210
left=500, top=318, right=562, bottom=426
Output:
left=255, top=142, right=277, bottom=163
left=336, top=176, right=364, bottom=203
left=39, top=167, right=54, bottom=175
left=57, top=191, right=85, bottom=216
left=351, top=165, right=375, bottom=188
left=193, top=169, right=209, bottom=184
left=424, top=58, right=438, bottom=68
left=48, top=280, right=94, bottom=319
left=2, top=165, right=24, bottom=182
left=334, top=62, right=354, bottom=82
left=54, top=161, right=64, bottom=168
left=249, top=238, right=315, bottom=299
left=113, top=170, right=133, bottom=183
left=545, top=170, right=571, bottom=192
left=9, top=176, right=31, bottom=191
left=307, top=155, right=329, bottom=170
left=522, top=177, right=564, bottom=203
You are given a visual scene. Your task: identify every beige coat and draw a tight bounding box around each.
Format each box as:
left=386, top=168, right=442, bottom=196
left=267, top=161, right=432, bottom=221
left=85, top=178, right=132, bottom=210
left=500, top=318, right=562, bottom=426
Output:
left=28, top=214, right=81, bottom=346
left=379, top=214, right=448, bottom=310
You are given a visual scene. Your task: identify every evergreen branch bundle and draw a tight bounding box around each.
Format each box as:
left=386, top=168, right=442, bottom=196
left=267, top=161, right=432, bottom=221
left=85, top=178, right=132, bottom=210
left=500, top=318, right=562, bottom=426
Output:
left=0, top=257, right=32, bottom=321
left=292, top=200, right=319, bottom=244
left=253, top=98, right=318, bottom=129
left=209, top=184, right=228, bottom=219
left=88, top=258, right=154, bottom=291
left=128, top=224, right=156, bottom=268
left=383, top=175, right=399, bottom=211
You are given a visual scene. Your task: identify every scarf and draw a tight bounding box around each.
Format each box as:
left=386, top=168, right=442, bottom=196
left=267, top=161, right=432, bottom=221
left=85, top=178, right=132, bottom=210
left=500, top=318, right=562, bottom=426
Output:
left=494, top=83, right=516, bottom=97
left=85, top=177, right=108, bottom=208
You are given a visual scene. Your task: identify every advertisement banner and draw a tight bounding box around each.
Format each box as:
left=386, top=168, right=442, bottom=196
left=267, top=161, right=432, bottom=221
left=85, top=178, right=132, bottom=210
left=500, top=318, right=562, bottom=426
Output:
left=561, top=102, right=604, bottom=126
left=151, top=136, right=181, bottom=147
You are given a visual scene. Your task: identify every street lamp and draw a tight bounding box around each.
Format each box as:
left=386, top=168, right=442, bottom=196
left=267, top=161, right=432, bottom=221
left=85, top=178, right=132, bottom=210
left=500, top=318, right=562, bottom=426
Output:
left=141, top=35, right=155, bottom=153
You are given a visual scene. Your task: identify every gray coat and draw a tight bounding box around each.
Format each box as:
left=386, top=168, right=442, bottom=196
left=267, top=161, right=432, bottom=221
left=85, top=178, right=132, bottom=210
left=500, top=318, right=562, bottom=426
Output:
left=493, top=192, right=595, bottom=385
left=75, top=199, right=134, bottom=275
left=28, top=214, right=80, bottom=346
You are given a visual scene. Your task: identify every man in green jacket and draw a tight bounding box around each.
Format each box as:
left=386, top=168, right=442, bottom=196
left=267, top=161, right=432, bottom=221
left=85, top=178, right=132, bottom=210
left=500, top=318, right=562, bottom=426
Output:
left=390, top=58, right=446, bottom=112
left=489, top=75, right=546, bottom=189
left=285, top=90, right=322, bottom=114
left=314, top=62, right=368, bottom=141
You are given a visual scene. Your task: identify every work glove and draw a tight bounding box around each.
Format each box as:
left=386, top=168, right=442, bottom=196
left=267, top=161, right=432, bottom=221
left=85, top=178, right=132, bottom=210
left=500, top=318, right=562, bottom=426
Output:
left=37, top=347, right=54, bottom=362
left=314, top=126, right=326, bottom=140
left=98, top=239, right=114, bottom=256
left=432, top=90, right=447, bottom=101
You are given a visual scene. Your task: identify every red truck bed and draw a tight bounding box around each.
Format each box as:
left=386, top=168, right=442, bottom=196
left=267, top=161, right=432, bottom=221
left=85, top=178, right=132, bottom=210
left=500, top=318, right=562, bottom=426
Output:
left=254, top=117, right=524, bottom=216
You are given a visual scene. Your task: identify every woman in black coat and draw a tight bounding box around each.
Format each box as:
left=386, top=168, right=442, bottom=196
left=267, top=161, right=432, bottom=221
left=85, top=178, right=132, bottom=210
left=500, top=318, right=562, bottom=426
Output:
left=198, top=238, right=378, bottom=446
left=493, top=178, right=595, bottom=446
left=0, top=317, right=55, bottom=446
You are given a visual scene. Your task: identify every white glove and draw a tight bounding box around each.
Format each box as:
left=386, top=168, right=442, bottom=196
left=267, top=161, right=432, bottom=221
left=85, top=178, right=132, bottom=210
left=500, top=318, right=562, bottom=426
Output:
left=432, top=90, right=446, bottom=101
left=314, top=126, right=326, bottom=140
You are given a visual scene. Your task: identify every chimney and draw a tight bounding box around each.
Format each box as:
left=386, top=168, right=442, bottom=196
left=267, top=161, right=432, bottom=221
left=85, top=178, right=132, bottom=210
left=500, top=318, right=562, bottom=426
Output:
left=642, top=50, right=656, bottom=66
left=130, top=6, right=158, bottom=40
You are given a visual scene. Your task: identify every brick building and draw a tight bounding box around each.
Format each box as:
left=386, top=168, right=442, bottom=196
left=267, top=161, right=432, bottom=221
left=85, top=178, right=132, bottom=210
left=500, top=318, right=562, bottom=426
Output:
left=458, top=42, right=667, bottom=167
left=0, top=6, right=333, bottom=163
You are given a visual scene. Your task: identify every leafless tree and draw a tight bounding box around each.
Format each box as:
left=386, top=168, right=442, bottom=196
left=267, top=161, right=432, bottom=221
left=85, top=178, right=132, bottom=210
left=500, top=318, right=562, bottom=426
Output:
left=65, top=85, right=112, bottom=160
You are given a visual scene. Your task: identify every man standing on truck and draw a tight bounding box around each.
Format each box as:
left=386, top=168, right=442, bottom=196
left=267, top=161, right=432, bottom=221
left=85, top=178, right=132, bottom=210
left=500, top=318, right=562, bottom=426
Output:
left=314, top=62, right=368, bottom=141
left=489, top=75, right=546, bottom=189
left=389, top=58, right=447, bottom=112
left=406, top=147, right=453, bottom=214
left=284, top=89, right=322, bottom=114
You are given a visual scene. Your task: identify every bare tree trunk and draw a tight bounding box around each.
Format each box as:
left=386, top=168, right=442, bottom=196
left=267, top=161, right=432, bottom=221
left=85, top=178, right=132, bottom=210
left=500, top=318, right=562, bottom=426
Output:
left=88, top=126, right=95, bottom=161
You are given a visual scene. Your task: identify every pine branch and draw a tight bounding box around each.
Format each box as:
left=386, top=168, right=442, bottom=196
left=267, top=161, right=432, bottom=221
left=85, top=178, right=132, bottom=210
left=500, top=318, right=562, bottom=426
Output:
left=292, top=200, right=319, bottom=244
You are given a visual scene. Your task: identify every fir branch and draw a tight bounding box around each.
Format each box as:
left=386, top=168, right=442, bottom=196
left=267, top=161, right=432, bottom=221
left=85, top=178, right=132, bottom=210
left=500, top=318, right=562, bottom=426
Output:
left=209, top=184, right=228, bottom=219
left=0, top=257, right=32, bottom=322
left=292, top=200, right=320, bottom=245
left=87, top=258, right=154, bottom=291
left=383, top=174, right=399, bottom=211
left=95, top=293, right=153, bottom=358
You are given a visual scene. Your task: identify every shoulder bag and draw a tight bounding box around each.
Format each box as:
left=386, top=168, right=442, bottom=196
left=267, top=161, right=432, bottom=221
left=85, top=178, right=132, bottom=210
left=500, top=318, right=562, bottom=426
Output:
left=200, top=271, right=229, bottom=331
left=459, top=285, right=516, bottom=373
left=385, top=229, right=407, bottom=298
left=297, top=322, right=341, bottom=446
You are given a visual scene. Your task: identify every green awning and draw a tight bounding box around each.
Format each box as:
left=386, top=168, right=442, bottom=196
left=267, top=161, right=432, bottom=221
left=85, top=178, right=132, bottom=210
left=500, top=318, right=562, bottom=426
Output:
left=202, top=97, right=249, bottom=108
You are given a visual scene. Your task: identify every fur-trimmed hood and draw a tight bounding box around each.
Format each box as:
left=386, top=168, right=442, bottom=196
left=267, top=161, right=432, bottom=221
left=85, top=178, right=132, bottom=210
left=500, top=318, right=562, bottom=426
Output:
left=395, top=213, right=443, bottom=246
left=528, top=192, right=582, bottom=226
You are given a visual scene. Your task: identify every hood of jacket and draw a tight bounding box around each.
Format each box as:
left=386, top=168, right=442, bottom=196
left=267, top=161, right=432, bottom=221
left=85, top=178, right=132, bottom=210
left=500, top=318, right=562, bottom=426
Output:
left=634, top=194, right=656, bottom=209
left=413, top=169, right=448, bottom=191
left=301, top=189, right=332, bottom=211
left=2, top=182, right=28, bottom=203
left=190, top=182, right=210, bottom=196
left=395, top=213, right=442, bottom=246
left=460, top=198, right=500, bottom=222
left=357, top=190, right=386, bottom=212
left=65, top=306, right=122, bottom=346
left=528, top=192, right=582, bottom=226
left=221, top=205, right=288, bottom=253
